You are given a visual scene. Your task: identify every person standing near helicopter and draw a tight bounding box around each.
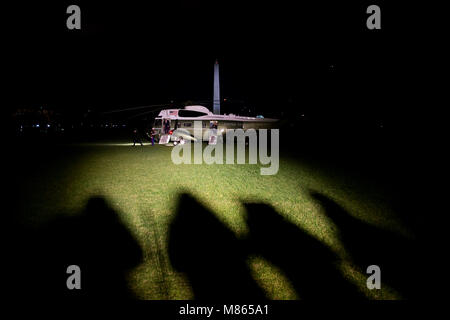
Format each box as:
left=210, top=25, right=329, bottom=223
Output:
left=132, top=128, right=143, bottom=146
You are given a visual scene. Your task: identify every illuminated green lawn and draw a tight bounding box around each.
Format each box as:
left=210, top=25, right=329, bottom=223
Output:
left=18, top=142, right=412, bottom=299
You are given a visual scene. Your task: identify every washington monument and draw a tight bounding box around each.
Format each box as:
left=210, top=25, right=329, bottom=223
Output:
left=213, top=59, right=220, bottom=115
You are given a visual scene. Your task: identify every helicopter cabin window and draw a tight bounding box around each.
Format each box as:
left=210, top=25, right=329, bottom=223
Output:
left=178, top=110, right=208, bottom=117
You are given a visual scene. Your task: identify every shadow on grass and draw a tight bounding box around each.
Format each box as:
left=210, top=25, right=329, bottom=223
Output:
left=168, top=193, right=266, bottom=300
left=168, top=192, right=363, bottom=299
left=243, top=202, right=362, bottom=299
left=309, top=191, right=418, bottom=299
left=8, top=196, right=142, bottom=299
left=169, top=191, right=422, bottom=299
left=5, top=191, right=419, bottom=299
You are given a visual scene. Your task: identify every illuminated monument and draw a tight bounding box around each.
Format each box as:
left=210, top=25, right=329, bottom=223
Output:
left=213, top=59, right=220, bottom=115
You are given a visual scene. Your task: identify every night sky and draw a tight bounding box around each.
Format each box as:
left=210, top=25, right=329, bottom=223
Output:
left=4, top=1, right=430, bottom=127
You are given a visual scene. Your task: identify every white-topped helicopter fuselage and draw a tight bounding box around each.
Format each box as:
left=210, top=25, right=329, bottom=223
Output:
left=152, top=105, right=278, bottom=144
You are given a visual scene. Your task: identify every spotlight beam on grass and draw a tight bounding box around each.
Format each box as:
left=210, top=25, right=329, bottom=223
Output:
left=13, top=143, right=412, bottom=299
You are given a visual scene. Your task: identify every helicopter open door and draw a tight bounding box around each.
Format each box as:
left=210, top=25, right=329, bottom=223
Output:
left=159, top=118, right=172, bottom=144
left=208, top=121, right=219, bottom=145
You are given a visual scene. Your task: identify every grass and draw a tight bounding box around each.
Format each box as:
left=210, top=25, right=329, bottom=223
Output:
left=14, top=141, right=413, bottom=299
